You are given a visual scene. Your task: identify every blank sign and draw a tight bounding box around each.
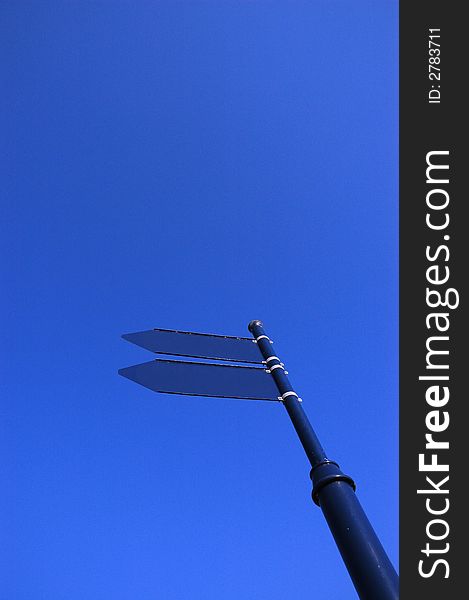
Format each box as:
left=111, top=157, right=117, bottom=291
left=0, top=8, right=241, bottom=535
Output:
left=122, top=328, right=263, bottom=364
left=118, top=359, right=279, bottom=401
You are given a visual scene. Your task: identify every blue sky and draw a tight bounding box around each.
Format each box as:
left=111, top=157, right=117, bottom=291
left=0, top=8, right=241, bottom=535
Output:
left=2, top=2, right=398, bottom=598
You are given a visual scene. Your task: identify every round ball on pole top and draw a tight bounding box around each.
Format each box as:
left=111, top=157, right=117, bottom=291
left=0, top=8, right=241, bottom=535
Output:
left=248, top=320, right=263, bottom=333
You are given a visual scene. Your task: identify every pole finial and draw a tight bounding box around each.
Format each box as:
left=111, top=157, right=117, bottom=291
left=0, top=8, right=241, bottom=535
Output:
left=248, top=320, right=263, bottom=332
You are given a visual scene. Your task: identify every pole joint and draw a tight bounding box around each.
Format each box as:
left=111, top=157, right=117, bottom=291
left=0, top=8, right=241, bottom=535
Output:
left=310, top=460, right=356, bottom=506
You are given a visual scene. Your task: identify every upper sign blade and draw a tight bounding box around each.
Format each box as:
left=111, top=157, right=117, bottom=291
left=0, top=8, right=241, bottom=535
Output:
left=122, top=328, right=263, bottom=364
left=118, top=359, right=279, bottom=401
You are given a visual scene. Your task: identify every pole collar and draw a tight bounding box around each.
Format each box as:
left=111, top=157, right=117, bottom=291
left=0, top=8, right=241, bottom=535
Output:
left=310, top=460, right=356, bottom=506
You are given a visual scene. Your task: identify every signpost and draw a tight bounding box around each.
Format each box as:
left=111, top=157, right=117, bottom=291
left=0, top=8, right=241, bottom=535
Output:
left=119, top=320, right=399, bottom=600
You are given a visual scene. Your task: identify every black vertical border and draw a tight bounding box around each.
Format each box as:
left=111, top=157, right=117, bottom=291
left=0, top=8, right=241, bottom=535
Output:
left=400, top=3, right=465, bottom=598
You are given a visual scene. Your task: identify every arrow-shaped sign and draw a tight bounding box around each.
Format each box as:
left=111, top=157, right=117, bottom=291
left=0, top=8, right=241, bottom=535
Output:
left=119, top=358, right=279, bottom=401
left=122, top=327, right=264, bottom=364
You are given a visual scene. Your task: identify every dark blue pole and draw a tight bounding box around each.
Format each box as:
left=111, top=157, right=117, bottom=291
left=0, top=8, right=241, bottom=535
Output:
left=248, top=320, right=399, bottom=600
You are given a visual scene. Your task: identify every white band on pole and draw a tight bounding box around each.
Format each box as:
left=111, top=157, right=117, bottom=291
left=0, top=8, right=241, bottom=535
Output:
left=280, top=391, right=302, bottom=402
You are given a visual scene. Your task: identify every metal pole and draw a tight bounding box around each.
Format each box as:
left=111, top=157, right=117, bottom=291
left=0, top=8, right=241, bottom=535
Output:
left=248, top=320, right=399, bottom=600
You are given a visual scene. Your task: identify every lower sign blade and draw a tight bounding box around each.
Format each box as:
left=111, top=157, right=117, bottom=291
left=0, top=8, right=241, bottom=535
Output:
left=118, top=359, right=279, bottom=401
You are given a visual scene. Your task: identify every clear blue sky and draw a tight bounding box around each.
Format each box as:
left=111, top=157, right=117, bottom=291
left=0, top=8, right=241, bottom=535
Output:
left=2, top=2, right=398, bottom=598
